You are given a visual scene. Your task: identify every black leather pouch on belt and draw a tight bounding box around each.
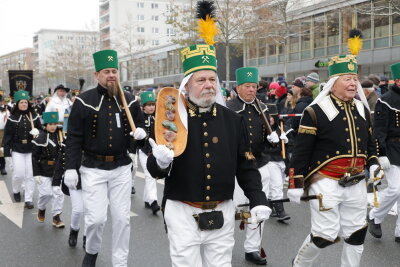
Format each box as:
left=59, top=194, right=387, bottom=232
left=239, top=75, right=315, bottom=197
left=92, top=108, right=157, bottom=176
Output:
left=193, top=211, right=224, bottom=231
left=338, top=172, right=366, bottom=187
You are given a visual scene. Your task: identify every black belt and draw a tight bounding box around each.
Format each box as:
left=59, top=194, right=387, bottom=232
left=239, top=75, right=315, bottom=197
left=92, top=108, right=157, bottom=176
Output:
left=84, top=151, right=127, bottom=163
left=338, top=172, right=366, bottom=187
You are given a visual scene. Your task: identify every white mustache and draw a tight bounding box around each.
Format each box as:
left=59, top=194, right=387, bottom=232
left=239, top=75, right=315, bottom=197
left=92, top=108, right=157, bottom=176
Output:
left=200, top=89, right=215, bottom=96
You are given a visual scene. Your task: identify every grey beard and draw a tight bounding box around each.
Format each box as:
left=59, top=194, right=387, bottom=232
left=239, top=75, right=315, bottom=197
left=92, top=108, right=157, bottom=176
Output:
left=188, top=90, right=216, bottom=108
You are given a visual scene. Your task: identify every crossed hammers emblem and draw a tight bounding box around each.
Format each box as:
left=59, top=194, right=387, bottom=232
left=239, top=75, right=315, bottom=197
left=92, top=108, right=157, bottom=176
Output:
left=108, top=56, right=114, bottom=61
left=202, top=56, right=210, bottom=63
left=247, top=72, right=253, bottom=77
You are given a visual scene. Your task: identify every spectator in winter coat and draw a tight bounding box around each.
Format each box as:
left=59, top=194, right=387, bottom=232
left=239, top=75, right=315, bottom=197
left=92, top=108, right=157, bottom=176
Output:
left=291, top=87, right=313, bottom=134
left=306, top=72, right=320, bottom=99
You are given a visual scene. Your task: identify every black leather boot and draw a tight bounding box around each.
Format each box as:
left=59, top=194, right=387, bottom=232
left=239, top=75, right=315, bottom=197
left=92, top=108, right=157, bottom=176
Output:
left=274, top=202, right=290, bottom=222
left=245, top=251, right=267, bottom=265
left=69, top=228, right=79, bottom=247
left=368, top=214, right=382, bottom=238
left=14, top=193, right=21, bottom=202
left=82, top=253, right=97, bottom=267
left=83, top=236, right=86, bottom=250
left=150, top=200, right=160, bottom=215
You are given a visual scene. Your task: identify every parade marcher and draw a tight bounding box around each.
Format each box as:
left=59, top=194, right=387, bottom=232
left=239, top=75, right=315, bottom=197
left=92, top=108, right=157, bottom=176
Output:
left=288, top=54, right=382, bottom=267
left=64, top=49, right=146, bottom=267
left=0, top=96, right=10, bottom=175
left=227, top=67, right=283, bottom=265
left=32, top=112, right=65, bottom=228
left=137, top=91, right=161, bottom=214
left=305, top=72, right=320, bottom=99
left=45, top=84, right=73, bottom=124
left=3, top=90, right=41, bottom=208
left=368, top=62, right=400, bottom=243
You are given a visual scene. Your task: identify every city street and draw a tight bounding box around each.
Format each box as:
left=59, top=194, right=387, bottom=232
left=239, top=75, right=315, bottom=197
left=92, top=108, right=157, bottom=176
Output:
left=0, top=164, right=399, bottom=267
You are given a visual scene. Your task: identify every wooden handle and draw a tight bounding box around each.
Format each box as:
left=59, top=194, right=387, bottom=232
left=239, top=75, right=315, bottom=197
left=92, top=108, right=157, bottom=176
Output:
left=117, top=83, right=136, bottom=132
left=280, top=120, right=286, bottom=159
left=29, top=112, right=35, bottom=129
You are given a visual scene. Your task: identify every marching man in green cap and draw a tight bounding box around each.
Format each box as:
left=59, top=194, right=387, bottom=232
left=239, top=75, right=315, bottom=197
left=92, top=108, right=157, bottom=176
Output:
left=368, top=62, right=400, bottom=243
left=64, top=49, right=146, bottom=267
left=228, top=67, right=289, bottom=265
left=288, top=54, right=383, bottom=267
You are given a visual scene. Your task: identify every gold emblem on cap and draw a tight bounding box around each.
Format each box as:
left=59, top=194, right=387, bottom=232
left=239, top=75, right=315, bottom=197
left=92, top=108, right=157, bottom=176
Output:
left=22, top=93, right=26, bottom=96
left=52, top=114, right=56, bottom=118
left=247, top=72, right=253, bottom=77
left=212, top=137, right=218, bottom=143
left=108, top=56, right=114, bottom=61
left=348, top=62, right=355, bottom=71
left=202, top=55, right=210, bottom=63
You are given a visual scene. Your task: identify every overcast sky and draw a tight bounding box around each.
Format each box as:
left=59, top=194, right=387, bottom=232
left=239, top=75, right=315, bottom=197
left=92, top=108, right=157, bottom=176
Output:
left=0, top=0, right=99, bottom=55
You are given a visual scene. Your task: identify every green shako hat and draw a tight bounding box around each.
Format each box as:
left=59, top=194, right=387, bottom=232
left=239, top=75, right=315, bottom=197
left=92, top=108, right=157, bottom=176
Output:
left=93, top=49, right=118, bottom=72
left=140, top=91, right=156, bottom=106
left=42, top=112, right=59, bottom=124
left=328, top=55, right=358, bottom=78
left=181, top=44, right=217, bottom=77
left=236, top=67, right=259, bottom=85
left=390, top=62, right=400, bottom=80
left=14, top=90, right=30, bottom=102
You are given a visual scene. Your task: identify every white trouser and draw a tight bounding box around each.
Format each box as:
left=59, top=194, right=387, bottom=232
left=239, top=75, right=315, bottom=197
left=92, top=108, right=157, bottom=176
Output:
left=369, top=165, right=400, bottom=237
left=130, top=153, right=137, bottom=185
left=138, top=150, right=158, bottom=203
left=265, top=161, right=285, bottom=200
left=233, top=164, right=269, bottom=253
left=80, top=164, right=132, bottom=267
left=11, top=152, right=34, bottom=201
left=70, top=188, right=86, bottom=233
left=293, top=178, right=367, bottom=267
left=37, top=177, right=64, bottom=216
left=164, top=199, right=235, bottom=267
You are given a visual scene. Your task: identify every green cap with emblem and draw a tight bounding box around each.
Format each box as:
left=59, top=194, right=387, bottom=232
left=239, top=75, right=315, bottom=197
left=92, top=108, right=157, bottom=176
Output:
left=236, top=67, right=259, bottom=85
left=220, top=87, right=227, bottom=97
left=93, top=49, right=118, bottom=72
left=14, top=90, right=30, bottom=102
left=390, top=62, right=400, bottom=80
left=42, top=112, right=59, bottom=124
left=181, top=44, right=217, bottom=77
left=328, top=54, right=358, bottom=78
left=140, top=91, right=156, bottom=106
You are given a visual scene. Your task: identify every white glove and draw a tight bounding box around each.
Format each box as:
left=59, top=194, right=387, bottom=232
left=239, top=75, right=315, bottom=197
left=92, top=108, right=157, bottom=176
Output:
left=64, top=169, right=79, bottom=190
left=130, top=127, right=147, bottom=140
left=267, top=131, right=279, bottom=144
left=378, top=156, right=390, bottom=170
left=287, top=188, right=304, bottom=204
left=249, top=205, right=272, bottom=224
left=29, top=128, right=40, bottom=137
left=149, top=138, right=174, bottom=169
left=34, top=176, right=43, bottom=185
left=369, top=164, right=384, bottom=185
left=280, top=132, right=289, bottom=144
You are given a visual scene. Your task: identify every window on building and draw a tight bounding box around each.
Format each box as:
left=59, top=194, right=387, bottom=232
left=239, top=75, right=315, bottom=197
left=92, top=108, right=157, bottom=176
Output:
left=58, top=35, right=63, bottom=40
left=167, top=28, right=176, bottom=36
left=327, top=10, right=339, bottom=55
left=151, top=3, right=158, bottom=9
left=289, top=21, right=300, bottom=61
left=357, top=2, right=372, bottom=49
left=152, top=15, right=159, bottom=21
left=300, top=18, right=311, bottom=59
left=313, top=14, right=326, bottom=54
left=137, top=27, right=145, bottom=33
left=138, top=39, right=145, bottom=45
left=392, top=0, right=400, bottom=45
left=137, top=14, right=144, bottom=21
left=258, top=38, right=266, bottom=58
left=374, top=0, right=390, bottom=48
left=152, top=40, right=160, bottom=45
left=152, top=28, right=159, bottom=34
left=137, top=2, right=144, bottom=8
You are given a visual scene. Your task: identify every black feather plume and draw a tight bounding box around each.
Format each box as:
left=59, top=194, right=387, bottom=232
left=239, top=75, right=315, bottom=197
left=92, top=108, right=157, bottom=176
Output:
left=349, top=28, right=363, bottom=39
left=196, top=0, right=216, bottom=20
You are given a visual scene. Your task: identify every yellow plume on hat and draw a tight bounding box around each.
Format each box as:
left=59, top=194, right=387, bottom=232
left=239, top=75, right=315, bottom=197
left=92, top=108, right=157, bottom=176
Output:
left=348, top=29, right=363, bottom=56
left=196, top=1, right=218, bottom=45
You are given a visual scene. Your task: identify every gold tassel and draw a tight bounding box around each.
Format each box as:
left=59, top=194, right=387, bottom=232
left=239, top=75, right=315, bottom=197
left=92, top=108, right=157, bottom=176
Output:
left=245, top=152, right=255, bottom=160
left=198, top=15, right=218, bottom=46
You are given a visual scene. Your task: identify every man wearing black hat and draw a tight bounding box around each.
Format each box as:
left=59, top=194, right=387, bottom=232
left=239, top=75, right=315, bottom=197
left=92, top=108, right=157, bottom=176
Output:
left=379, top=76, right=389, bottom=96
left=45, top=84, right=72, bottom=125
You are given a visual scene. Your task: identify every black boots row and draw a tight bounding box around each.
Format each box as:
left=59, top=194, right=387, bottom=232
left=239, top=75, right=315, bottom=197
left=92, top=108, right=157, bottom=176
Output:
left=269, top=201, right=291, bottom=222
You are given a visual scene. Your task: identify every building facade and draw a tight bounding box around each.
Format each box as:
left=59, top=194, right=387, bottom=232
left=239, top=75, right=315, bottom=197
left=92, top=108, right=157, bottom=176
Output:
left=0, top=48, right=34, bottom=94
left=245, top=0, right=400, bottom=82
left=33, top=29, right=99, bottom=95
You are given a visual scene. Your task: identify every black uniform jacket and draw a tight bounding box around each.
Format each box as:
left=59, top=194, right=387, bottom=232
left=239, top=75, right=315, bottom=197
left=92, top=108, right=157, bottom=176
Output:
left=374, top=84, right=400, bottom=166
left=32, top=130, right=61, bottom=180
left=140, top=113, right=155, bottom=155
left=290, top=93, right=379, bottom=182
left=65, top=84, right=145, bottom=171
left=3, top=111, right=42, bottom=156
left=147, top=101, right=267, bottom=209
left=226, top=96, right=270, bottom=168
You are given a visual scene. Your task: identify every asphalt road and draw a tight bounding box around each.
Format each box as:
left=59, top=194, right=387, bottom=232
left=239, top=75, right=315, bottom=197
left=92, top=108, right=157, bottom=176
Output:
left=0, top=164, right=399, bottom=267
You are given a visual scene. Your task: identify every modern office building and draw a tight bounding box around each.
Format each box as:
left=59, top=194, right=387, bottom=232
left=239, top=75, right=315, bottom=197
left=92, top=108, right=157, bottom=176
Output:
left=245, top=0, right=400, bottom=82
